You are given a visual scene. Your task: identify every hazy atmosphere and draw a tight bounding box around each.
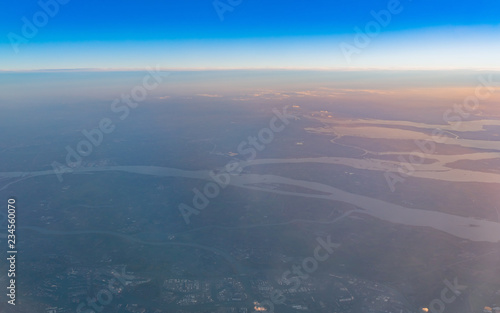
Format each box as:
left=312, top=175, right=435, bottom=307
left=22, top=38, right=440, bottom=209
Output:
left=1, top=1, right=500, bottom=313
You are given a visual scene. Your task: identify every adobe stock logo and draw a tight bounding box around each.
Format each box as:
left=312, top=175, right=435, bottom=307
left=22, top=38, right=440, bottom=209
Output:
left=339, top=0, right=405, bottom=64
left=213, top=0, right=243, bottom=21
left=8, top=0, right=71, bottom=53
left=252, top=236, right=340, bottom=313
left=426, top=277, right=467, bottom=313
left=178, top=106, right=297, bottom=224
left=76, top=268, right=134, bottom=313
left=384, top=74, right=499, bottom=192
left=51, top=66, right=168, bottom=182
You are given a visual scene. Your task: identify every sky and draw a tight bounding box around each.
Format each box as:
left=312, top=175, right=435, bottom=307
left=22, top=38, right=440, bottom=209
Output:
left=1, top=0, right=500, bottom=70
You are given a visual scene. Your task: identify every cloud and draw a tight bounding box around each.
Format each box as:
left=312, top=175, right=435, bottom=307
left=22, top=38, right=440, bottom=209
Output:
left=196, top=94, right=223, bottom=98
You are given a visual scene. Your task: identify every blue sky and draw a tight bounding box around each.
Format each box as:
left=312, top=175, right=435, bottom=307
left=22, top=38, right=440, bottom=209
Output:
left=1, top=0, right=500, bottom=70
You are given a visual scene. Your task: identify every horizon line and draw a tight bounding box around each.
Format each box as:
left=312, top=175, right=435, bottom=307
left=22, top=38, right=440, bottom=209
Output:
left=2, top=66, right=500, bottom=73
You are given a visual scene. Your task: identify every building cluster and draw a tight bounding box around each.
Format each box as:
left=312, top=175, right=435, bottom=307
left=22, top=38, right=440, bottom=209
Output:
left=34, top=268, right=422, bottom=313
left=161, top=277, right=248, bottom=307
